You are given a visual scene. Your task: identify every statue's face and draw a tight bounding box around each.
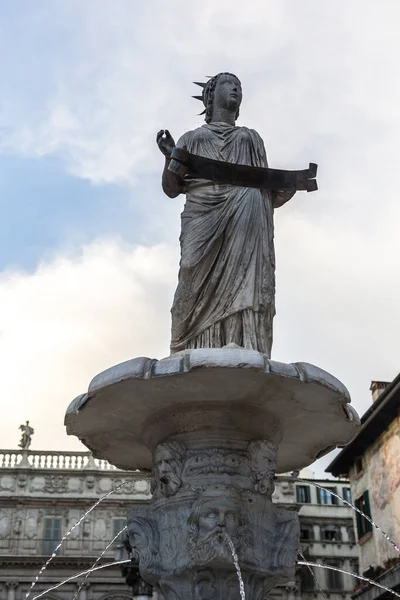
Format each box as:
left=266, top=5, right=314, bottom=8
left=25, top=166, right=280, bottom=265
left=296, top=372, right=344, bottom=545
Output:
left=198, top=497, right=241, bottom=539
left=213, top=74, right=242, bottom=114
left=251, top=441, right=276, bottom=473
left=155, top=445, right=182, bottom=494
left=129, top=522, right=147, bottom=551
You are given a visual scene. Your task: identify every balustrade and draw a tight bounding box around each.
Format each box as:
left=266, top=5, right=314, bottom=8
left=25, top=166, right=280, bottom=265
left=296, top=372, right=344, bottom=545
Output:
left=0, top=450, right=119, bottom=470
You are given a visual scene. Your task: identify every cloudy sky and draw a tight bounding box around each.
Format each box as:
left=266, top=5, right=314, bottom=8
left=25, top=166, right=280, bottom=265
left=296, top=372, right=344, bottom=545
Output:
left=0, top=0, right=399, bottom=476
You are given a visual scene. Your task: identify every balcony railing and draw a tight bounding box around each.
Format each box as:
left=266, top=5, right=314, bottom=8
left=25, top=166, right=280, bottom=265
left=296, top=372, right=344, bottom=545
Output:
left=0, top=449, right=119, bottom=470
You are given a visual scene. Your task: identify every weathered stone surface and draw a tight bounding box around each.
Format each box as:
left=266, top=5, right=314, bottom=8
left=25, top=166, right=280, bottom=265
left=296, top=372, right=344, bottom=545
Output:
left=127, top=439, right=299, bottom=600
left=65, top=348, right=359, bottom=474
left=66, top=348, right=360, bottom=598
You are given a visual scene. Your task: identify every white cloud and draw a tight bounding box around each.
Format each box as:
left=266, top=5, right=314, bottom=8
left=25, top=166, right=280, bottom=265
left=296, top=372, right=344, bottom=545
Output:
left=0, top=240, right=177, bottom=450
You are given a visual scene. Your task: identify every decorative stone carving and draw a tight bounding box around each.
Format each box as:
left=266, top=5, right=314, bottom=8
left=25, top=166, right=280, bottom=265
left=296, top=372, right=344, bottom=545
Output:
left=128, top=510, right=160, bottom=579
left=112, top=478, right=139, bottom=495
left=93, top=517, right=107, bottom=550
left=29, top=476, right=45, bottom=492
left=248, top=440, right=277, bottom=496
left=5, top=581, right=19, bottom=600
left=85, top=475, right=96, bottom=489
left=68, top=349, right=358, bottom=599
left=44, top=475, right=68, bottom=494
left=0, top=475, right=15, bottom=491
left=24, top=516, right=37, bottom=540
left=183, top=449, right=250, bottom=484
left=0, top=513, right=11, bottom=539
left=128, top=448, right=300, bottom=599
left=152, top=441, right=186, bottom=498
left=16, top=473, right=28, bottom=488
left=187, top=489, right=250, bottom=567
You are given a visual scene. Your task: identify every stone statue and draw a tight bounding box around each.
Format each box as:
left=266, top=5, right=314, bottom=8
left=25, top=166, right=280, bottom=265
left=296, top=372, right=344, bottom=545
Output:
left=187, top=493, right=247, bottom=567
left=248, top=440, right=277, bottom=496
left=157, top=72, right=300, bottom=357
left=152, top=440, right=186, bottom=498
left=18, top=421, right=34, bottom=449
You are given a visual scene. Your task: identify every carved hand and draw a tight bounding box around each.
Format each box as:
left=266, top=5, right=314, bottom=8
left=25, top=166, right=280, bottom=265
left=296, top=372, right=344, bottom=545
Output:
left=157, top=129, right=175, bottom=158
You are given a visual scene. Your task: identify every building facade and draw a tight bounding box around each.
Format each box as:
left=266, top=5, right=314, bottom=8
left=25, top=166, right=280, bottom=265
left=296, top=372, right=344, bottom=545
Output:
left=327, top=377, right=400, bottom=600
left=0, top=449, right=151, bottom=600
left=0, top=449, right=359, bottom=600
left=271, top=472, right=359, bottom=600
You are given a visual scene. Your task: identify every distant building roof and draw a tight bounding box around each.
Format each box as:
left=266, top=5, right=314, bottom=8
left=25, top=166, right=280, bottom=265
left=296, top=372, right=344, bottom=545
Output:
left=326, top=373, right=400, bottom=477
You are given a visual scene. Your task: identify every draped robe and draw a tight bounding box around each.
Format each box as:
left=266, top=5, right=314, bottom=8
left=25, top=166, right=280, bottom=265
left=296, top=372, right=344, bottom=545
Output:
left=170, top=122, right=282, bottom=357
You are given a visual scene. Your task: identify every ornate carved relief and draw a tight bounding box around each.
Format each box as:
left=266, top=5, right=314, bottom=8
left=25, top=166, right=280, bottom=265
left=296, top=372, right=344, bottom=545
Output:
left=112, top=478, right=138, bottom=495
left=0, top=512, right=11, bottom=539
left=152, top=441, right=186, bottom=498
left=85, top=475, right=96, bottom=489
left=248, top=440, right=277, bottom=496
left=0, top=475, right=15, bottom=491
left=24, top=515, right=37, bottom=540
left=188, top=490, right=250, bottom=568
left=44, top=475, right=68, bottom=494
left=29, top=476, right=45, bottom=492
left=93, top=518, right=107, bottom=550
left=129, top=437, right=300, bottom=600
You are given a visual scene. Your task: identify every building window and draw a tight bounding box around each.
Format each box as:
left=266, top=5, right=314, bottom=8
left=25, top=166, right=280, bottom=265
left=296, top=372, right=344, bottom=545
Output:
left=355, top=491, right=373, bottom=539
left=300, top=565, right=315, bottom=590
left=113, top=518, right=127, bottom=543
left=347, top=526, right=355, bottom=543
left=300, top=525, right=314, bottom=541
left=354, top=456, right=363, bottom=475
left=321, top=527, right=341, bottom=542
left=296, top=485, right=311, bottom=503
left=342, top=487, right=352, bottom=503
left=350, top=559, right=360, bottom=587
left=325, top=560, right=343, bottom=590
left=42, top=517, right=62, bottom=555
left=317, top=487, right=337, bottom=505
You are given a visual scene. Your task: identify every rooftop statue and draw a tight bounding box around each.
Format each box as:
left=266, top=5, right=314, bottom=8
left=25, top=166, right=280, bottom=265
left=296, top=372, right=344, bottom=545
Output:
left=157, top=72, right=317, bottom=357
left=19, top=420, right=34, bottom=450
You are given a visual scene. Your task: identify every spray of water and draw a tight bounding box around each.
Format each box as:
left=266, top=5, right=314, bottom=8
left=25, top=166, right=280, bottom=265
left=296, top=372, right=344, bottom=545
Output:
left=223, top=531, right=246, bottom=600
left=31, top=559, right=130, bottom=600
left=297, top=560, right=400, bottom=599
left=72, top=525, right=128, bottom=600
left=298, top=552, right=328, bottom=600
left=303, top=480, right=400, bottom=556
left=26, top=481, right=128, bottom=599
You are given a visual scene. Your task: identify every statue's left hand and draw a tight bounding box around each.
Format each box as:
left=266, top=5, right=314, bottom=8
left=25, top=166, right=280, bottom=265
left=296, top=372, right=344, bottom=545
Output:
left=157, top=129, right=176, bottom=158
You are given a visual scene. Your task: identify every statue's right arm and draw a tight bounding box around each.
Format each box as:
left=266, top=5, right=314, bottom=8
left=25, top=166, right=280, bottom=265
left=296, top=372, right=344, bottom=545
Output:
left=161, top=157, right=184, bottom=198
left=157, top=129, right=185, bottom=198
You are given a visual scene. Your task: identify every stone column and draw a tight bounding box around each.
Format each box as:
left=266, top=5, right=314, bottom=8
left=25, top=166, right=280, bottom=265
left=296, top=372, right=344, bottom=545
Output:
left=5, top=582, right=19, bottom=600
left=128, top=431, right=300, bottom=600
left=78, top=581, right=90, bottom=600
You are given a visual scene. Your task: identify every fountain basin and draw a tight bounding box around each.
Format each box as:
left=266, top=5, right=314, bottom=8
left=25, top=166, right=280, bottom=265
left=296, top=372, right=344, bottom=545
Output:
left=65, top=348, right=359, bottom=474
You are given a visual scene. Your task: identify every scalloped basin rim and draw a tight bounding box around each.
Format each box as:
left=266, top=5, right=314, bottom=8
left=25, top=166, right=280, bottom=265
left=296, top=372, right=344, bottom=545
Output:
left=65, top=349, right=360, bottom=473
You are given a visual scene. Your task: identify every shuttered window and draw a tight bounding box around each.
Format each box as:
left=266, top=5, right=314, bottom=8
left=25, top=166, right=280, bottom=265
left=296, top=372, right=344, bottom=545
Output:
left=355, top=491, right=373, bottom=539
left=42, top=517, right=62, bottom=555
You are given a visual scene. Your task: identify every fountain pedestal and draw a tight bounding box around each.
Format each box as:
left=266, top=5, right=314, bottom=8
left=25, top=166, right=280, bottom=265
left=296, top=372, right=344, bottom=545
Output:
left=65, top=348, right=360, bottom=599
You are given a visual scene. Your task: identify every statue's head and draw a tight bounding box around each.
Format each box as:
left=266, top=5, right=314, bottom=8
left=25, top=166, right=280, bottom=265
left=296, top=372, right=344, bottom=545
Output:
left=188, top=489, right=249, bottom=566
left=152, top=440, right=186, bottom=497
left=127, top=514, right=159, bottom=567
left=194, top=73, right=242, bottom=123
